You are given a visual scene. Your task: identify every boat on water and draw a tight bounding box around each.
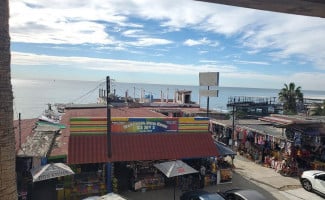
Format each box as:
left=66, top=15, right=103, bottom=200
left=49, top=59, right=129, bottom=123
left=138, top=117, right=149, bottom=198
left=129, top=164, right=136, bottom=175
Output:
left=38, top=115, right=60, bottom=124
left=38, top=103, right=61, bottom=124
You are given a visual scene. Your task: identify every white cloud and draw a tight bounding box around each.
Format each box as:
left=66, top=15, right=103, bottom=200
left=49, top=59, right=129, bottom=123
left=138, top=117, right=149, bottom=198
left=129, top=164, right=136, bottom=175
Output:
left=198, top=51, right=208, bottom=54
left=239, top=14, right=325, bottom=70
left=122, top=29, right=144, bottom=38
left=184, top=38, right=212, bottom=46
left=199, top=60, right=219, bottom=64
left=184, top=39, right=201, bottom=46
left=12, top=51, right=235, bottom=74
left=127, top=38, right=173, bottom=47
left=234, top=60, right=270, bottom=65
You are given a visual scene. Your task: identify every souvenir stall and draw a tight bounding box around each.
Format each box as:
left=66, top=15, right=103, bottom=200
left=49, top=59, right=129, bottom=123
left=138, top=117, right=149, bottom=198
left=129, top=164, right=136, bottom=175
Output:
left=129, top=161, right=165, bottom=191
left=234, top=125, right=296, bottom=173
left=209, top=120, right=232, bottom=146
left=203, top=148, right=235, bottom=187
left=202, top=157, right=233, bottom=185
left=68, top=163, right=107, bottom=199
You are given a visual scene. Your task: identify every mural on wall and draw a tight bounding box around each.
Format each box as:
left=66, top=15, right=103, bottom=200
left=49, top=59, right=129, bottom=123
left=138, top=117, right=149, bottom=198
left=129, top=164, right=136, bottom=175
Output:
left=111, top=118, right=178, bottom=133
left=70, top=117, right=209, bottom=135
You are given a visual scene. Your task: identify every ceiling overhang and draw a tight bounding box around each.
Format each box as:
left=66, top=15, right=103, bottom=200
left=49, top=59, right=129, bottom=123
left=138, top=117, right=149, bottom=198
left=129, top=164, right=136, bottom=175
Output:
left=197, top=0, right=325, bottom=18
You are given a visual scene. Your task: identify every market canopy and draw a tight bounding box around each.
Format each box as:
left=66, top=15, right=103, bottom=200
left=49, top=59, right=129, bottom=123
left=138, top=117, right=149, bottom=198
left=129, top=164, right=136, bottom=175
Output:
left=30, top=163, right=74, bottom=182
left=154, top=160, right=198, bottom=178
left=215, top=141, right=236, bottom=156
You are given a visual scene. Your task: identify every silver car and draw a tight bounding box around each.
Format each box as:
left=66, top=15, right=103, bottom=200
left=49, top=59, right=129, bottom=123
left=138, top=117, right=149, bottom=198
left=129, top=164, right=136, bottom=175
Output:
left=223, top=189, right=266, bottom=200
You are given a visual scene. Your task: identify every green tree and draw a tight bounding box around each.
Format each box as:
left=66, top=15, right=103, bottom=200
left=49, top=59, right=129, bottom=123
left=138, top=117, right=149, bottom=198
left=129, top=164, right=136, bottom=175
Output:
left=278, top=82, right=304, bottom=114
left=0, top=0, right=18, bottom=199
left=312, top=100, right=325, bottom=116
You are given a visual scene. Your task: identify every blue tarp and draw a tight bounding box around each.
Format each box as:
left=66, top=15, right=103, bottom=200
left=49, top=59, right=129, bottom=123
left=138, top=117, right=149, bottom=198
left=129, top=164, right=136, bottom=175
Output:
left=215, top=141, right=236, bottom=156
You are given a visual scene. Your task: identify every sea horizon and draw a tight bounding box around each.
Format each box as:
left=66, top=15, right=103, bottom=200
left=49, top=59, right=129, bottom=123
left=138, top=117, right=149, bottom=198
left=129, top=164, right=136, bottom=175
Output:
left=13, top=77, right=325, bottom=93
left=11, top=78, right=325, bottom=120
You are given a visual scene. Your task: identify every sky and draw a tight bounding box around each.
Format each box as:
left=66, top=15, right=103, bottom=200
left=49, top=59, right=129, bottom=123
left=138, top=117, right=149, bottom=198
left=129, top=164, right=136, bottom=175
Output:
left=9, top=0, right=325, bottom=90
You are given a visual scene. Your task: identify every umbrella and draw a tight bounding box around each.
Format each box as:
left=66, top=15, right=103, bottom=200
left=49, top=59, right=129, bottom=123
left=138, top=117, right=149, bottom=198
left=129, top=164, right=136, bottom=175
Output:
left=30, top=163, right=74, bottom=182
left=154, top=160, right=198, bottom=200
left=154, top=160, right=198, bottom=177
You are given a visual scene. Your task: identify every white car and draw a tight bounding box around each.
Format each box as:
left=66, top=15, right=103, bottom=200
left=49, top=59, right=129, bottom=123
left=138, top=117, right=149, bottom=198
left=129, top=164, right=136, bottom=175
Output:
left=300, top=170, right=325, bottom=196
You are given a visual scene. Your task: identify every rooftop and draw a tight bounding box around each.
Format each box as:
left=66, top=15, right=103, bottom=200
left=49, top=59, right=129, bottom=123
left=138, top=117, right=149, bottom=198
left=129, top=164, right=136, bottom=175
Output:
left=13, top=118, right=38, bottom=152
left=49, top=106, right=191, bottom=158
left=68, top=132, right=218, bottom=164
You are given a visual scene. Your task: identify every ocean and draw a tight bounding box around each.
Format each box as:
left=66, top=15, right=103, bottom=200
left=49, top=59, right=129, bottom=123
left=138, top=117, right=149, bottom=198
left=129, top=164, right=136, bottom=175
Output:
left=11, top=78, right=325, bottom=120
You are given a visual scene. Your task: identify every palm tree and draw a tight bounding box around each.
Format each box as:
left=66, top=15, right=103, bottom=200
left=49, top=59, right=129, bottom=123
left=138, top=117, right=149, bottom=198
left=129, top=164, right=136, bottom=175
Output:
left=312, top=100, right=325, bottom=116
left=0, top=0, right=18, bottom=199
left=278, top=82, right=304, bottom=114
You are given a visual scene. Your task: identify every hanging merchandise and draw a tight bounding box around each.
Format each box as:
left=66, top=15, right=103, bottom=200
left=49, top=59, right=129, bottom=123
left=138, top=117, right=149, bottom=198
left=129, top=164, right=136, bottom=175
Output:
left=315, top=136, right=321, bottom=144
left=112, top=177, right=118, bottom=193
left=279, top=140, right=285, bottom=149
left=234, top=131, right=238, bottom=140
left=228, top=139, right=233, bottom=146
left=247, top=131, right=254, bottom=142
left=238, top=131, right=244, bottom=140
left=286, top=142, right=292, bottom=156
left=294, top=132, right=301, bottom=147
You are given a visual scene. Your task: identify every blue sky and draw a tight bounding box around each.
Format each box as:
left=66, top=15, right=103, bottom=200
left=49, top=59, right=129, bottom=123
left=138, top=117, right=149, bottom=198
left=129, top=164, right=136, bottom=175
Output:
left=10, top=0, right=325, bottom=90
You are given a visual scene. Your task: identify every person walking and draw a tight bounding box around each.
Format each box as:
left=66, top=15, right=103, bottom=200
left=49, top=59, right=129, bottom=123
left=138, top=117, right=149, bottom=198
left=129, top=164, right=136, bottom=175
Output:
left=199, top=165, right=206, bottom=188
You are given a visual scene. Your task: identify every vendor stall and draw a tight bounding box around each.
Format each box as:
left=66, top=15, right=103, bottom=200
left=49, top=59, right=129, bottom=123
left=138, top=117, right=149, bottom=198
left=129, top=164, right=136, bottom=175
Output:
left=68, top=164, right=107, bottom=199
left=131, top=161, right=165, bottom=191
left=203, top=156, right=233, bottom=186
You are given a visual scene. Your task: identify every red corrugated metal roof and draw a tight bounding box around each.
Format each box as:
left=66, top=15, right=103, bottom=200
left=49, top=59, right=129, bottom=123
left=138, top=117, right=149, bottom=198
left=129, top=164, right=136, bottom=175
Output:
left=13, top=118, right=38, bottom=152
left=68, top=133, right=218, bottom=164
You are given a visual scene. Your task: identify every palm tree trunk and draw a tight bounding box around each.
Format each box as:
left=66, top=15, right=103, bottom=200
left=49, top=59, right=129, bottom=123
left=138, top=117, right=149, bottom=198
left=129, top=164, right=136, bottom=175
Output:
left=0, top=0, right=18, bottom=199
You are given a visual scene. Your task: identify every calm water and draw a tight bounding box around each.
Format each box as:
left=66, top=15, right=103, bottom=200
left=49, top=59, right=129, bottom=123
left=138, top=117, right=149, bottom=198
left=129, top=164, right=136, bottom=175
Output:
left=11, top=78, right=325, bottom=120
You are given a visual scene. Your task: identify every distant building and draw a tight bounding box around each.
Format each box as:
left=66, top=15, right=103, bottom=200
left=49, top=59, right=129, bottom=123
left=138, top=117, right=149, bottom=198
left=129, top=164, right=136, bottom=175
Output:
left=227, top=96, right=281, bottom=119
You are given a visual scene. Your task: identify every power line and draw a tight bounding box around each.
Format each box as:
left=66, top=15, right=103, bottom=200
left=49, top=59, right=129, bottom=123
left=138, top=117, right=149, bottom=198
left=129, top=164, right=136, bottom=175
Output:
left=69, top=79, right=105, bottom=104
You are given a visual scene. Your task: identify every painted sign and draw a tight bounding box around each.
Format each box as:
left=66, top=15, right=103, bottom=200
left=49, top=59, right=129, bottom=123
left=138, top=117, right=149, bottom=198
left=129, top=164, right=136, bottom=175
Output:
left=111, top=118, right=178, bottom=133
left=70, top=117, right=209, bottom=135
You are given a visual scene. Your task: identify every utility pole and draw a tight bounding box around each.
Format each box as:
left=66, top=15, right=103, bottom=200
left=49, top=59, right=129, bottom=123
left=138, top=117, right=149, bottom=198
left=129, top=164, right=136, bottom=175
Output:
left=207, top=86, right=210, bottom=117
left=232, top=98, right=236, bottom=149
left=19, top=113, right=21, bottom=149
left=106, top=76, right=112, bottom=158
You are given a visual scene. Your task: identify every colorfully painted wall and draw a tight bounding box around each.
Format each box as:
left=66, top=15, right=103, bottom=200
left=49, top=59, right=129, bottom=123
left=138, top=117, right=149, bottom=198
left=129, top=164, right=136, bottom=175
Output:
left=70, top=117, right=209, bottom=135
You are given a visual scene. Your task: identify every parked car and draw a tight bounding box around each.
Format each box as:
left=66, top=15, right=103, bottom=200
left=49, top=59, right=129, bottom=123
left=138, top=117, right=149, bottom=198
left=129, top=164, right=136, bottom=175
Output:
left=223, top=189, right=266, bottom=200
left=300, top=170, right=325, bottom=196
left=180, top=190, right=225, bottom=200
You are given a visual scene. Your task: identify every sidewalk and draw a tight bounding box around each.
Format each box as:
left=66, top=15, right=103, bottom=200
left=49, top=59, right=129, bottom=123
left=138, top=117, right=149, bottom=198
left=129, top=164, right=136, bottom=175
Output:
left=230, top=155, right=301, bottom=190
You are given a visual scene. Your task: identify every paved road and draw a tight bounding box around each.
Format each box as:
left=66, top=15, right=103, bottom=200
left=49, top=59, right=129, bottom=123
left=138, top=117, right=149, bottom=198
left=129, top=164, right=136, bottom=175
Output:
left=120, top=155, right=324, bottom=200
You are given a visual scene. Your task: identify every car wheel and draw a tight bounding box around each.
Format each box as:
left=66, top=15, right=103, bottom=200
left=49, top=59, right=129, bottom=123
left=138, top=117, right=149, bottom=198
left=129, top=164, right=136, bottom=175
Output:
left=302, top=179, right=313, bottom=192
